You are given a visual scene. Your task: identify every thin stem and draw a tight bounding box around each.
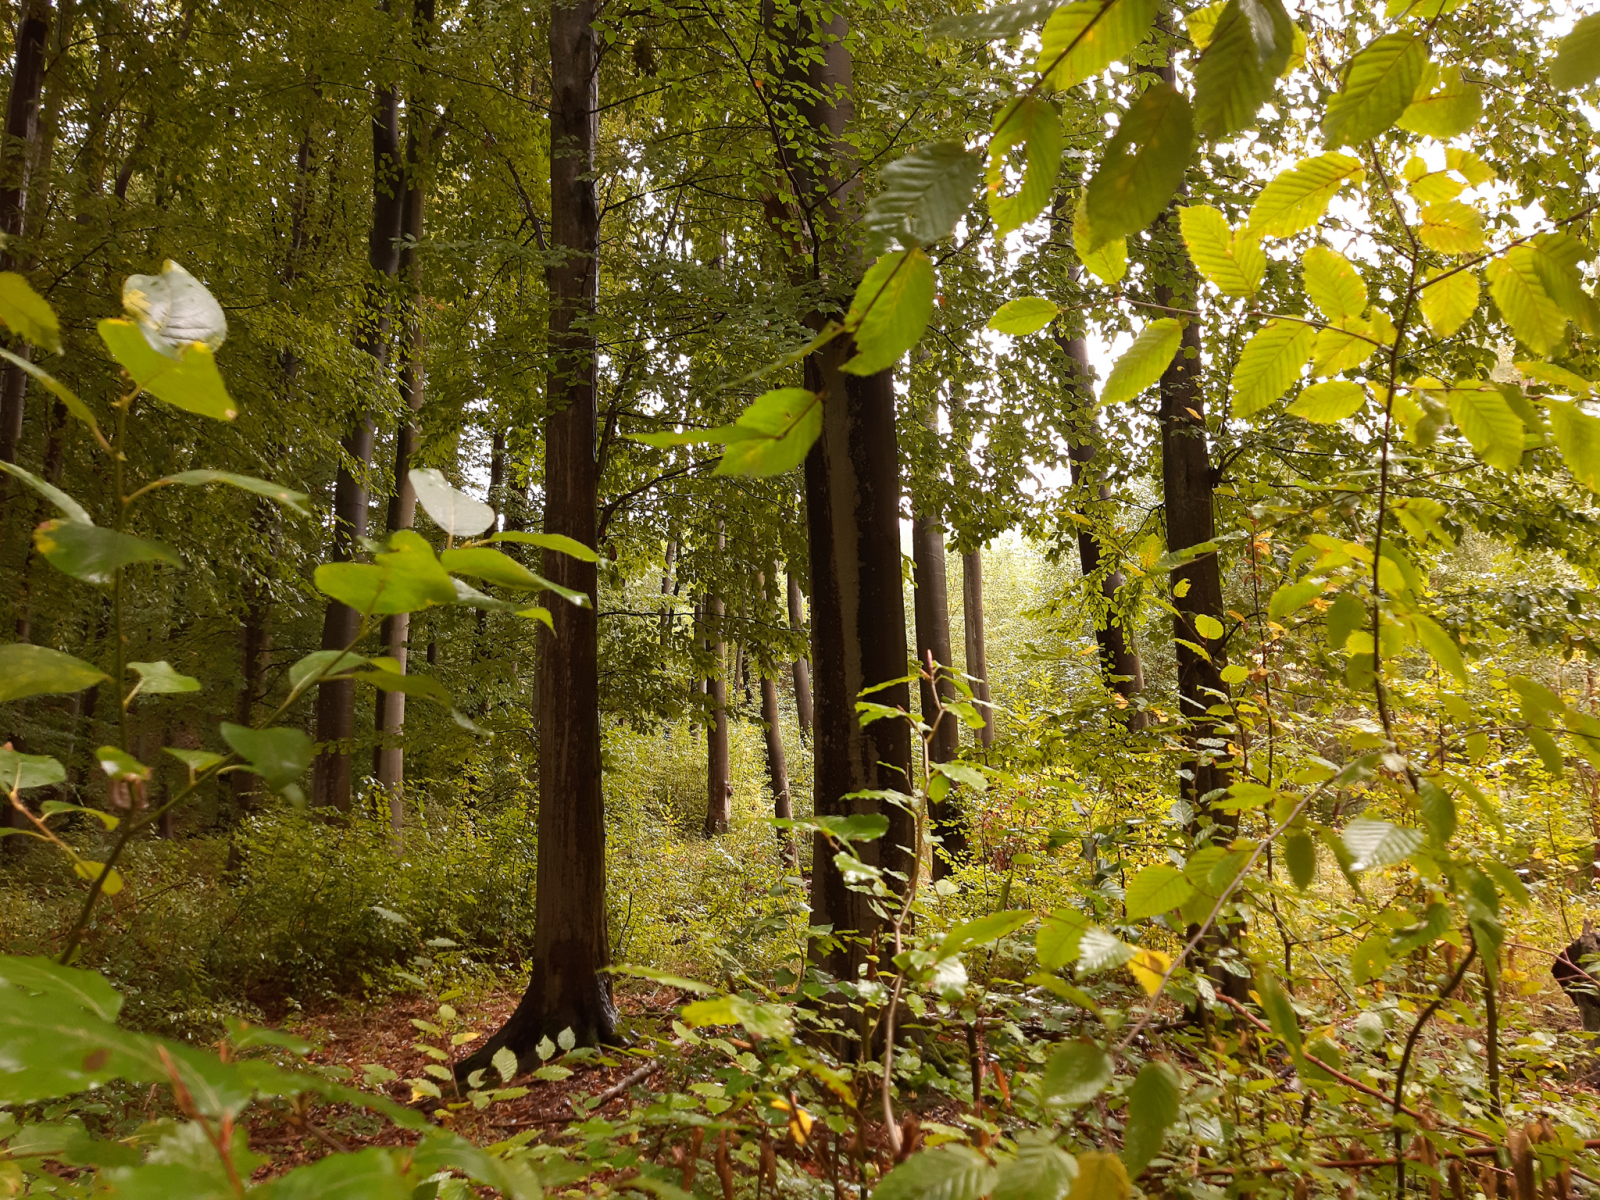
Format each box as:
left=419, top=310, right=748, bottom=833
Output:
left=111, top=397, right=131, bottom=753
left=1392, top=941, right=1477, bottom=1198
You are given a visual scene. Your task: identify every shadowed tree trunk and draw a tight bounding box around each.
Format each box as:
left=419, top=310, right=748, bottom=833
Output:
left=762, top=566, right=795, bottom=864
left=962, top=549, right=993, bottom=749
left=0, top=0, right=51, bottom=477
left=658, top=538, right=675, bottom=646
left=786, top=570, right=813, bottom=737
left=310, top=80, right=407, bottom=811
left=1055, top=332, right=1147, bottom=727
left=460, top=0, right=615, bottom=1075
left=705, top=528, right=730, bottom=835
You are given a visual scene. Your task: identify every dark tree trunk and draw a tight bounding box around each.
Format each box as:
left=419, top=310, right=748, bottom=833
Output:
left=1056, top=334, right=1147, bottom=727
left=962, top=550, right=993, bottom=748
left=912, top=501, right=965, bottom=875
left=0, top=0, right=52, bottom=475
left=762, top=677, right=794, bottom=856
left=786, top=570, right=813, bottom=737
left=310, top=83, right=407, bottom=811
left=705, top=528, right=731, bottom=836
left=461, top=0, right=615, bottom=1074
left=659, top=539, right=675, bottom=647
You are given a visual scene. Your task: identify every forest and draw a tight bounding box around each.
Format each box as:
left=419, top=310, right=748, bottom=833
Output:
left=2, top=0, right=1600, bottom=1194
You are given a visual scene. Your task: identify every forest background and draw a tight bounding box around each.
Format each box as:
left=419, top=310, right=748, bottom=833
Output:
left=2, top=0, right=1600, bottom=1195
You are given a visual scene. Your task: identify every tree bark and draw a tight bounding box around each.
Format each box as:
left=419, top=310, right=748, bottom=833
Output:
left=310, top=82, right=407, bottom=811
left=0, top=0, right=52, bottom=476
left=1056, top=333, right=1147, bottom=727
left=659, top=538, right=675, bottom=647
left=786, top=570, right=814, bottom=737
left=911, top=495, right=965, bottom=875
left=461, top=0, right=615, bottom=1074
left=762, top=566, right=795, bottom=864
left=962, top=549, right=994, bottom=749
left=705, top=529, right=730, bottom=836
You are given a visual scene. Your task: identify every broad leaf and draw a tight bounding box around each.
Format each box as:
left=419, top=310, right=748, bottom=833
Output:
left=863, top=142, right=983, bottom=249
left=0, top=644, right=107, bottom=703
left=1178, top=205, right=1263, bottom=296
left=1311, top=318, right=1377, bottom=375
left=987, top=97, right=1063, bottom=235
left=1040, top=1041, right=1114, bottom=1107
left=488, top=531, right=601, bottom=561
left=1268, top=578, right=1322, bottom=620
left=940, top=910, right=1033, bottom=957
left=933, top=0, right=1058, bottom=39
left=1551, top=12, right=1600, bottom=90
left=0, top=347, right=105, bottom=446
left=1248, top=153, right=1365, bottom=237
left=0, top=749, right=65, bottom=791
left=122, top=260, right=227, bottom=354
left=1412, top=613, right=1467, bottom=682
left=995, top=1132, right=1077, bottom=1200
left=1036, top=0, right=1158, bottom=91
left=1549, top=400, right=1600, bottom=491
left=0, top=955, right=123, bottom=1021
left=98, top=319, right=236, bottom=421
left=1287, top=380, right=1366, bottom=423
left=35, top=521, right=180, bottom=585
left=1418, top=268, right=1479, bottom=337
left=714, top=387, right=824, bottom=476
left=1341, top=818, right=1424, bottom=870
left=154, top=470, right=311, bottom=517
left=1302, top=246, right=1365, bottom=320
left=1070, top=1151, right=1131, bottom=1200
left=0, top=272, right=61, bottom=353
left=0, top=459, right=92, bottom=523
left=1101, top=319, right=1183, bottom=406
left=1447, top=384, right=1523, bottom=471
left=988, top=296, right=1061, bottom=335
left=1231, top=320, right=1316, bottom=417
left=354, top=666, right=451, bottom=706
left=220, top=724, right=313, bottom=792
left=1283, top=830, right=1317, bottom=888
left=1121, top=1061, right=1181, bottom=1176
left=128, top=660, right=201, bottom=696
left=1417, top=201, right=1485, bottom=255
left=1085, top=82, right=1193, bottom=249
left=1124, top=864, right=1195, bottom=919
left=843, top=250, right=935, bottom=375
left=440, top=547, right=542, bottom=591
left=1321, top=32, right=1428, bottom=147
left=1077, top=927, right=1135, bottom=972
left=873, top=1146, right=996, bottom=1200
left=314, top=530, right=459, bottom=617
left=1074, top=192, right=1127, bottom=283
left=1192, top=0, right=1294, bottom=139
left=1397, top=63, right=1483, bottom=137
left=1526, top=232, right=1600, bottom=336
left=411, top=468, right=496, bottom=538
left=1487, top=250, right=1566, bottom=355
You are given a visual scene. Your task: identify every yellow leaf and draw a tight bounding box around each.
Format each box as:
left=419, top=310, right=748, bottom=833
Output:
left=1127, top=948, right=1172, bottom=995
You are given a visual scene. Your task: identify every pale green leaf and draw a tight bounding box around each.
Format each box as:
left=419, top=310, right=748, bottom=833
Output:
left=1178, top=205, right=1263, bottom=296
left=1311, top=319, right=1377, bottom=375
left=1417, top=201, right=1485, bottom=255
left=843, top=250, right=936, bottom=375
left=1121, top=1061, right=1182, bottom=1175
left=1302, top=246, right=1366, bottom=320
left=1231, top=320, right=1316, bottom=416
left=1341, top=819, right=1424, bottom=870
left=1487, top=250, right=1566, bottom=355
left=411, top=468, right=496, bottom=538
left=987, top=97, right=1063, bottom=235
left=1247, top=153, right=1365, bottom=237
left=34, top=521, right=180, bottom=585
left=122, top=260, right=227, bottom=352
left=1418, top=268, right=1479, bottom=338
left=1040, top=1041, right=1114, bottom=1107
left=1069, top=1152, right=1130, bottom=1200
left=155, top=470, right=311, bottom=517
left=940, top=910, right=1033, bottom=957
left=1322, top=32, right=1428, bottom=147
left=714, top=387, right=824, bottom=476
left=1074, top=192, right=1128, bottom=283
left=1101, top=319, right=1183, bottom=406
left=1447, top=384, right=1524, bottom=471
left=1036, top=0, right=1159, bottom=90
left=1551, top=13, right=1600, bottom=90
left=1124, top=864, right=1195, bottom=919
left=1193, top=612, right=1225, bottom=639
left=874, top=1146, right=996, bottom=1200
left=1084, top=81, right=1194, bottom=248
left=933, top=0, right=1058, bottom=39
left=863, top=142, right=983, bottom=249
left=1547, top=400, right=1600, bottom=491
left=0, top=460, right=92, bottom=524
left=1397, top=64, right=1483, bottom=136
left=129, top=661, right=201, bottom=696
left=98, top=319, right=237, bottom=421
left=987, top=296, right=1062, bottom=335
left=994, top=1133, right=1078, bottom=1200
left=1411, top=613, right=1467, bottom=682
left=0, top=272, right=61, bottom=353
left=0, top=749, right=66, bottom=791
left=487, top=531, right=601, bottom=561
left=220, top=723, right=314, bottom=792
left=1192, top=0, right=1294, bottom=139
left=1287, top=380, right=1367, bottom=423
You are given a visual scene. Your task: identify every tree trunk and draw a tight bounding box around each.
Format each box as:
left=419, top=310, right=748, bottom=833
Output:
left=1056, top=333, right=1147, bottom=727
left=762, top=566, right=796, bottom=864
left=705, top=527, right=731, bottom=836
left=786, top=570, right=814, bottom=738
left=962, top=549, right=994, bottom=749
left=461, top=0, right=615, bottom=1074
left=310, top=82, right=407, bottom=811
left=0, top=0, right=52, bottom=476
left=912, top=499, right=965, bottom=875
left=659, top=539, right=675, bottom=647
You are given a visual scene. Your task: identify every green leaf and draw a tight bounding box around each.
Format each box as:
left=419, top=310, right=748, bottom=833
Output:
left=1325, top=591, right=1365, bottom=650
left=1311, top=318, right=1378, bottom=375
left=1192, top=0, right=1294, bottom=139
left=410, top=468, right=496, bottom=538
left=1397, top=64, right=1483, bottom=136
left=1039, top=1041, right=1114, bottom=1107
left=933, top=0, right=1058, bottom=39
left=287, top=650, right=368, bottom=694
left=1519, top=361, right=1597, bottom=395
left=1302, top=246, right=1366, bottom=320
left=252, top=1147, right=412, bottom=1199
left=126, top=660, right=200, bottom=697
left=1411, top=613, right=1467, bottom=682
left=34, top=520, right=180, bottom=585
left=165, top=747, right=225, bottom=774
left=940, top=910, right=1033, bottom=957
left=1283, top=831, right=1317, bottom=888
left=1417, top=778, right=1458, bottom=843
left=1036, top=0, right=1158, bottom=90
left=1268, top=578, right=1322, bottom=620
left=1076, top=927, right=1135, bottom=972
left=1124, top=864, right=1196, bottom=919
left=714, top=387, right=825, bottom=476
left=1247, top=153, right=1365, bottom=237
left=0, top=644, right=108, bottom=703
left=1447, top=384, right=1524, bottom=471
left=219, top=724, right=313, bottom=792
left=1418, top=268, right=1479, bottom=338
left=98, top=319, right=237, bottom=421
left=994, top=1132, right=1078, bottom=1200
left=1287, top=380, right=1367, bottom=423
left=122, top=260, right=227, bottom=352
left=314, top=530, right=458, bottom=617
left=0, top=347, right=105, bottom=446
left=1548, top=399, right=1600, bottom=491
left=987, top=96, right=1063, bottom=235
left=1231, top=320, right=1316, bottom=417
left=96, top=745, right=149, bottom=782
left=1178, top=206, right=1264, bottom=296
left=1527, top=232, right=1600, bottom=336
left=1341, top=819, right=1424, bottom=871
left=864, top=142, right=983, bottom=249
left=1084, top=82, right=1193, bottom=248
left=153, top=470, right=310, bottom=517
left=1069, top=1151, right=1130, bottom=1200
left=1417, top=201, right=1485, bottom=255
left=1073, top=191, right=1127, bottom=284
left=1257, top=968, right=1304, bottom=1054
left=988, top=296, right=1061, bottom=335
left=842, top=250, right=936, bottom=375
left=1551, top=13, right=1600, bottom=90
left=0, top=954, right=123, bottom=1021
left=0, top=459, right=92, bottom=523
left=874, top=1146, right=996, bottom=1200
left=487, top=530, right=600, bottom=561
left=440, top=547, right=541, bottom=591
left=1121, top=1061, right=1181, bottom=1176
left=1321, top=32, right=1428, bottom=147
left=1487, top=250, right=1566, bottom=355
left=1036, top=910, right=1090, bottom=969
left=354, top=666, right=452, bottom=706
left=1100, top=319, right=1183, bottom=406
left=1192, top=612, right=1224, bottom=640
left=0, top=748, right=65, bottom=791
left=0, top=272, right=61, bottom=353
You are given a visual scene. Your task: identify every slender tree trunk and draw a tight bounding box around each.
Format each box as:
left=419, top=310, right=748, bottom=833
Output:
left=1056, top=333, right=1147, bottom=727
left=462, top=0, right=615, bottom=1074
left=761, top=565, right=796, bottom=864
left=786, top=570, right=813, bottom=737
left=659, top=538, right=675, bottom=647
left=911, top=462, right=965, bottom=875
left=310, top=83, right=407, bottom=811
left=704, top=573, right=730, bottom=836
left=0, top=0, right=50, bottom=476
left=962, top=549, right=994, bottom=748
